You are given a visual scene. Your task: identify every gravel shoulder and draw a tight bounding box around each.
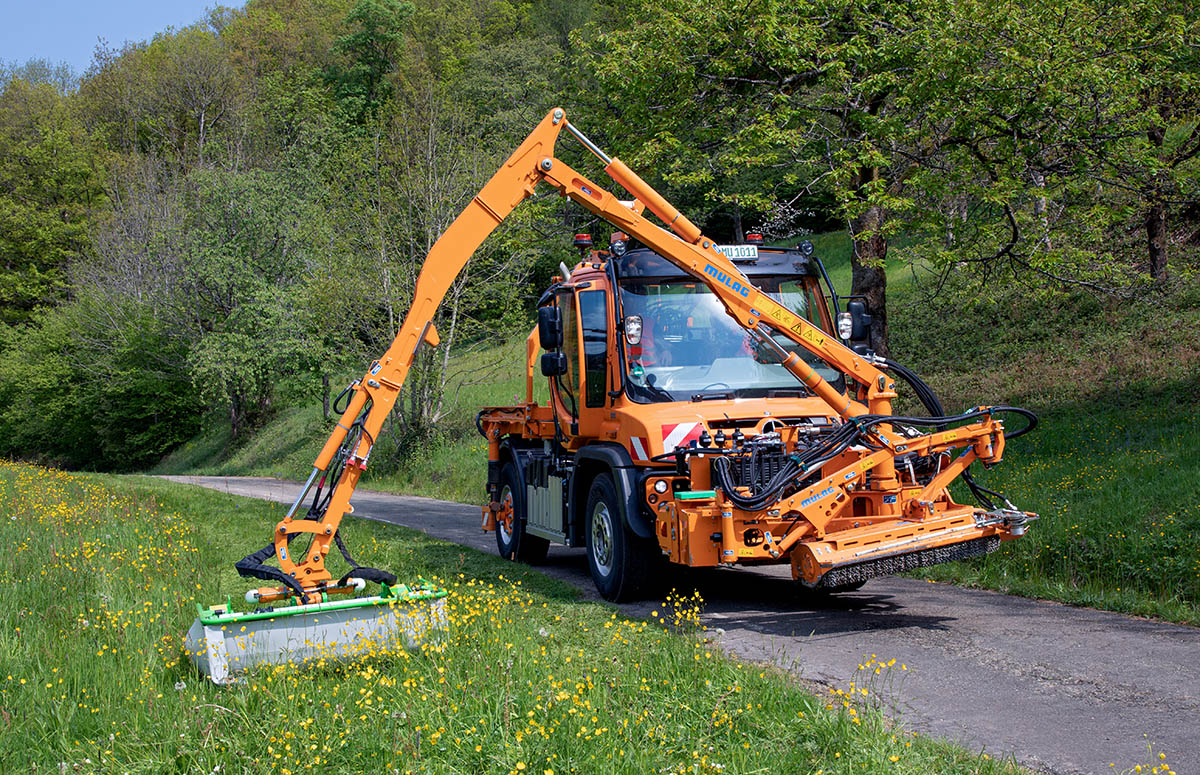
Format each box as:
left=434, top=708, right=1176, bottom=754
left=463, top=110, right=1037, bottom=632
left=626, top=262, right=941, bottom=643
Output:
left=160, top=474, right=1200, bottom=775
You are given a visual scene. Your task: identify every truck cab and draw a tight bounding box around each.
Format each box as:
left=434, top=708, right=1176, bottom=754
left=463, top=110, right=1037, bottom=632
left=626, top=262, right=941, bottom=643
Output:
left=479, top=235, right=856, bottom=600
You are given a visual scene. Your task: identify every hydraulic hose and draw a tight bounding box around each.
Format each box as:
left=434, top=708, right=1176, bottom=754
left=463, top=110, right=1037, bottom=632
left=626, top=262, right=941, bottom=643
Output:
left=700, top=360, right=1037, bottom=514
left=881, top=358, right=1037, bottom=509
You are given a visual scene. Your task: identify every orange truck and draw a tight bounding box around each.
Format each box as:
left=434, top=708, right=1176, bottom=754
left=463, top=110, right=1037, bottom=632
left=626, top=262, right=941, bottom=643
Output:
left=233, top=108, right=1036, bottom=609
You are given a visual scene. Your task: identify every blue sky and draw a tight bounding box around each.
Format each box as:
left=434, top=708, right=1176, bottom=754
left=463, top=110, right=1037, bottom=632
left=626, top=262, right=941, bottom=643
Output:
left=1, top=0, right=243, bottom=76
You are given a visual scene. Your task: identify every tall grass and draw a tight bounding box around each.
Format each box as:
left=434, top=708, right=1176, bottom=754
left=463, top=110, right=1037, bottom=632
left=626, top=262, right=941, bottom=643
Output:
left=0, top=462, right=1026, bottom=774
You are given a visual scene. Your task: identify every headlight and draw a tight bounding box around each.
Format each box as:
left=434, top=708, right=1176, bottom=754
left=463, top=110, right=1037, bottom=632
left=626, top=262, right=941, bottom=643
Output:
left=837, top=311, right=853, bottom=340
left=653, top=479, right=669, bottom=494
left=624, top=314, right=642, bottom=345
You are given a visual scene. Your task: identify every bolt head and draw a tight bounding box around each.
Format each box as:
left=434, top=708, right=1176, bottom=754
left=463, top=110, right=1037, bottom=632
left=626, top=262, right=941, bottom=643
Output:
left=540, top=158, right=553, bottom=171
left=552, top=108, right=564, bottom=123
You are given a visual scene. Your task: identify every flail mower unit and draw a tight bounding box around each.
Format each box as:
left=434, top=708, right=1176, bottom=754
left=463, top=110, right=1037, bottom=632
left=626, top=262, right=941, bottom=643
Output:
left=187, top=414, right=449, bottom=684
left=186, top=580, right=447, bottom=685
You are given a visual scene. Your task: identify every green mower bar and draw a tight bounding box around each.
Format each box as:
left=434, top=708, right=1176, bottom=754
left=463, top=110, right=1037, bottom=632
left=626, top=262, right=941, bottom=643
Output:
left=187, top=581, right=448, bottom=684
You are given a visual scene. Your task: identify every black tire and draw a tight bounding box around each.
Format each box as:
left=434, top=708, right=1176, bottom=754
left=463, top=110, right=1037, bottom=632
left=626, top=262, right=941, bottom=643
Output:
left=495, top=462, right=550, bottom=564
left=585, top=472, right=661, bottom=602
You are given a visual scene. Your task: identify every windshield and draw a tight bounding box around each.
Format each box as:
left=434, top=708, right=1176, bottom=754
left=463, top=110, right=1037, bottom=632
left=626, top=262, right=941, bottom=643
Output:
left=618, top=276, right=845, bottom=402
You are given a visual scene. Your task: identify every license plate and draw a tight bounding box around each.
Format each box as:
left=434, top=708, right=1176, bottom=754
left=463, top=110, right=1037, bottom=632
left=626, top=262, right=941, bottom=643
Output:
left=716, top=244, right=759, bottom=261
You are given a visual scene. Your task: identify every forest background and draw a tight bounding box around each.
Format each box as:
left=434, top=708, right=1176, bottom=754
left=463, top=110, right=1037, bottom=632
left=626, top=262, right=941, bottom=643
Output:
left=1, top=0, right=1197, bottom=473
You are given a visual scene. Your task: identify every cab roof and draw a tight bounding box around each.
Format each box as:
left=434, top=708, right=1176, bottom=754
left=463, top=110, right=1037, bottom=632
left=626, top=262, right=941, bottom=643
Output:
left=611, top=244, right=821, bottom=279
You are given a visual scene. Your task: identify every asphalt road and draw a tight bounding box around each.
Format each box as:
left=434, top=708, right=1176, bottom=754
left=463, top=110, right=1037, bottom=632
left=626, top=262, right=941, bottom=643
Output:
left=162, top=475, right=1199, bottom=774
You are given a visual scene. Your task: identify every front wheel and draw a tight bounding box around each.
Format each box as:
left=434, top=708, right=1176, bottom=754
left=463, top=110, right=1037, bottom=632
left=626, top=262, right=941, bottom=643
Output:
left=585, top=473, right=660, bottom=602
left=495, top=462, right=549, bottom=563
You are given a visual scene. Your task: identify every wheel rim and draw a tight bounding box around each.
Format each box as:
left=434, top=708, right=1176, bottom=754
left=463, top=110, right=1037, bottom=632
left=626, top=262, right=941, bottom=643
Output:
left=590, top=501, right=615, bottom=578
left=498, top=485, right=515, bottom=544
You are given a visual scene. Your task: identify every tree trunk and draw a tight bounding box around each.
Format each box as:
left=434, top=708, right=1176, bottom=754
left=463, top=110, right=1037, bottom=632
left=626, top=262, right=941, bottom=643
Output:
left=1145, top=200, right=1168, bottom=281
left=321, top=372, right=331, bottom=420
left=230, top=394, right=243, bottom=440
left=848, top=169, right=889, bottom=357
left=1145, top=125, right=1169, bottom=281
left=1032, top=171, right=1051, bottom=252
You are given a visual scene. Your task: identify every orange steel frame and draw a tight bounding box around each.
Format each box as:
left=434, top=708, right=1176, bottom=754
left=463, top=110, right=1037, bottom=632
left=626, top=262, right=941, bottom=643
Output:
left=262, top=108, right=1022, bottom=601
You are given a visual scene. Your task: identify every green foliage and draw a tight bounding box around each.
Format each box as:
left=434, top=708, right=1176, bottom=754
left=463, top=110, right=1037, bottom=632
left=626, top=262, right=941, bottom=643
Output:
left=189, top=287, right=322, bottom=438
left=0, top=77, right=104, bottom=324
left=894, top=0, right=1200, bottom=291
left=325, top=0, right=414, bottom=123
left=4, top=0, right=1198, bottom=473
left=0, top=300, right=200, bottom=470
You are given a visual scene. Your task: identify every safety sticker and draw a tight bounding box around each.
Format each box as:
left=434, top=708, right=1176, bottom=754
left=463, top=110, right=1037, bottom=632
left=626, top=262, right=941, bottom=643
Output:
left=799, top=327, right=826, bottom=347
left=882, top=495, right=897, bottom=504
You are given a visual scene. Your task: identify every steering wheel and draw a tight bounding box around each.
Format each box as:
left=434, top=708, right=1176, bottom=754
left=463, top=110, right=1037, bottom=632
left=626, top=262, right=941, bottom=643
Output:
left=700, top=382, right=731, bottom=391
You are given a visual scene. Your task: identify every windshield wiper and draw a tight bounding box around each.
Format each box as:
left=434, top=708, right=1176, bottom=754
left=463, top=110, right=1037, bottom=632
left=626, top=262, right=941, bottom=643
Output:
left=691, top=392, right=735, bottom=402
left=631, top=374, right=674, bottom=403
left=767, top=388, right=809, bottom=398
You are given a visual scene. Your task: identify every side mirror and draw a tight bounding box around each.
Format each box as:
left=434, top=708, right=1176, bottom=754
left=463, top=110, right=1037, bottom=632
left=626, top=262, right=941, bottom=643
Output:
left=538, top=305, right=563, bottom=350
left=540, top=351, right=568, bottom=377
left=847, top=299, right=872, bottom=343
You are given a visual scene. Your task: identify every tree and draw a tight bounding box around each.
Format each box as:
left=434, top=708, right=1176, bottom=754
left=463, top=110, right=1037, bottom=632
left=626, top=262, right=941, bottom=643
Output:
left=80, top=25, right=245, bottom=169
left=895, top=0, right=1200, bottom=293
left=579, top=0, right=914, bottom=353
left=0, top=77, right=104, bottom=324
left=325, top=0, right=413, bottom=124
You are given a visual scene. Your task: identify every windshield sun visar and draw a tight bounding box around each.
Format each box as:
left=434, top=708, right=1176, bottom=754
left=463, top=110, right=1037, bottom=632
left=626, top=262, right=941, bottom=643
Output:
left=619, top=277, right=845, bottom=402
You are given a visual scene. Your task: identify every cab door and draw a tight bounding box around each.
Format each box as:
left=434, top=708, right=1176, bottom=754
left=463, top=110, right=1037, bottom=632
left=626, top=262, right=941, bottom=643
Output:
left=549, top=290, right=581, bottom=436
left=575, top=287, right=612, bottom=438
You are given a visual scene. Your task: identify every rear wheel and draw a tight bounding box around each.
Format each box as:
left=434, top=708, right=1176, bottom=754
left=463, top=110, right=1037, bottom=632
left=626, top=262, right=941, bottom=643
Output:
left=585, top=473, right=660, bottom=602
left=495, top=462, right=549, bottom=563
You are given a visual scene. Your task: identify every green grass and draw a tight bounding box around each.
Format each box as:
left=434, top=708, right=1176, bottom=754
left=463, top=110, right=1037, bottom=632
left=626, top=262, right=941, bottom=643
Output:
left=157, top=231, right=1200, bottom=624
left=0, top=461, right=1025, bottom=774
left=153, top=338, right=544, bottom=503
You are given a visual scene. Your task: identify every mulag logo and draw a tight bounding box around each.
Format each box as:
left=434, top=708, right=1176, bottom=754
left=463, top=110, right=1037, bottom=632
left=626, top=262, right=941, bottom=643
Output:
left=800, top=486, right=836, bottom=508
left=704, top=264, right=750, bottom=297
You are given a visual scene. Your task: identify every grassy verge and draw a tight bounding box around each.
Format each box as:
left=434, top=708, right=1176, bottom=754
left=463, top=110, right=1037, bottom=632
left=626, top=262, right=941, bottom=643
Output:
left=0, top=461, right=1025, bottom=774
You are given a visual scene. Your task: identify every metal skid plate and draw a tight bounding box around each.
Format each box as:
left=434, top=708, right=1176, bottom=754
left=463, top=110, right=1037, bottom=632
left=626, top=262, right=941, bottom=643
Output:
left=186, top=587, right=448, bottom=684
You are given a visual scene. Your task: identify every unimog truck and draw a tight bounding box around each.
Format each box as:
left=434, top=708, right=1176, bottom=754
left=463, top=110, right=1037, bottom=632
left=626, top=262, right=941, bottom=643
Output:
left=478, top=232, right=1034, bottom=601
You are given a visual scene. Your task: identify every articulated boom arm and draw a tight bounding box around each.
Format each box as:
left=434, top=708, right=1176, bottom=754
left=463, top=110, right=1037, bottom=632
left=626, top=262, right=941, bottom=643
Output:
left=247, top=108, right=1012, bottom=601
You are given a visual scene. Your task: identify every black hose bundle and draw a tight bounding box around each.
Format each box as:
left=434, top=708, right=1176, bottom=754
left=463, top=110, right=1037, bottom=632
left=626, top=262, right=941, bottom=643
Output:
left=708, top=359, right=1037, bottom=512
left=711, top=418, right=868, bottom=511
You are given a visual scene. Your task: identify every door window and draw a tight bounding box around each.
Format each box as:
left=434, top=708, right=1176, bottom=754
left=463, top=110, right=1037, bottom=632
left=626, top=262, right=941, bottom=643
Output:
left=580, top=290, right=609, bottom=407
left=555, top=293, right=579, bottom=417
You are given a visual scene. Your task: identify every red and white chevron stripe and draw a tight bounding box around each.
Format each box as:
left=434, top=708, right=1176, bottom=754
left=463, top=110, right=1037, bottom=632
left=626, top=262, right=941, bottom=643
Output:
left=661, top=422, right=704, bottom=451
left=630, top=436, right=651, bottom=462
